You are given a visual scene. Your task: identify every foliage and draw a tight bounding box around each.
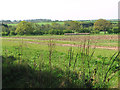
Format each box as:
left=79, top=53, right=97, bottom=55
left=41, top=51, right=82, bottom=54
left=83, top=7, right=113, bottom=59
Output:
left=49, top=29, right=64, bottom=35
left=8, top=25, right=16, bottom=31
left=2, top=32, right=9, bottom=36
left=94, top=19, right=112, bottom=34
left=15, top=21, right=34, bottom=35
left=63, top=30, right=73, bottom=33
left=2, top=26, right=9, bottom=34
left=1, top=19, right=119, bottom=36
left=10, top=31, right=16, bottom=35
left=112, top=27, right=120, bottom=34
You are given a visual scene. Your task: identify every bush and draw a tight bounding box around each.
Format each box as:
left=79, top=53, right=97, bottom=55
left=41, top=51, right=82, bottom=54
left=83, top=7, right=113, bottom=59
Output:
left=107, top=29, right=114, bottom=34
left=45, top=31, right=49, bottom=34
left=56, top=30, right=63, bottom=35
left=9, top=25, right=16, bottom=32
left=48, top=29, right=63, bottom=35
left=2, top=32, right=9, bottom=36
left=78, top=28, right=90, bottom=33
left=112, top=27, right=119, bottom=34
left=32, top=30, right=44, bottom=35
left=91, top=28, right=100, bottom=34
left=63, top=30, right=73, bottom=33
left=49, top=29, right=55, bottom=35
left=10, top=31, right=16, bottom=35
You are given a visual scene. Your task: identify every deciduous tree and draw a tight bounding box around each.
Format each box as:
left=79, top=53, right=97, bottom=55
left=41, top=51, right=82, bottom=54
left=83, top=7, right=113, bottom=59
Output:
left=94, top=19, right=111, bottom=34
left=15, top=21, right=34, bottom=35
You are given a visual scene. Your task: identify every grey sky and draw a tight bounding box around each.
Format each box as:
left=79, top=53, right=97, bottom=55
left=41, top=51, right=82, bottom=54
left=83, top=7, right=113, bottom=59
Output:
left=0, top=0, right=119, bottom=20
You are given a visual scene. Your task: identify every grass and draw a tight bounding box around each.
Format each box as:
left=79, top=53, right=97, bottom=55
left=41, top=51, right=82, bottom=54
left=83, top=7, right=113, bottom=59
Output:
left=2, top=39, right=116, bottom=57
left=2, top=35, right=120, bottom=88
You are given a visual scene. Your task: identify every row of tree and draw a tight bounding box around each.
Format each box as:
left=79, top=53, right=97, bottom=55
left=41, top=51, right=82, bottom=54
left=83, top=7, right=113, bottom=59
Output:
left=0, top=19, right=53, bottom=24
left=1, top=19, right=119, bottom=36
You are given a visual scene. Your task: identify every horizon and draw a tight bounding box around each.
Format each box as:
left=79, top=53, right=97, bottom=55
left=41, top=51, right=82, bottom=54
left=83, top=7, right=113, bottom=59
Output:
left=0, top=18, right=118, bottom=22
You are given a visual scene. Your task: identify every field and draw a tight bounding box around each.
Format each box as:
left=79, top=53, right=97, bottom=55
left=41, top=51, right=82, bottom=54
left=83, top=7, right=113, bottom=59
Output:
left=7, top=22, right=64, bottom=26
left=2, top=34, right=120, bottom=88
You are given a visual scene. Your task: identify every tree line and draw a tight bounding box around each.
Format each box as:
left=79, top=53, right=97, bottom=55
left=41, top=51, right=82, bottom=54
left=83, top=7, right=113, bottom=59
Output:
left=1, top=19, right=119, bottom=36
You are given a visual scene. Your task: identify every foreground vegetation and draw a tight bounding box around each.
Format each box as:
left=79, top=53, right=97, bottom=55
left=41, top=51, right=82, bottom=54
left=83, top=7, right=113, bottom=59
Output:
left=2, top=35, right=120, bottom=88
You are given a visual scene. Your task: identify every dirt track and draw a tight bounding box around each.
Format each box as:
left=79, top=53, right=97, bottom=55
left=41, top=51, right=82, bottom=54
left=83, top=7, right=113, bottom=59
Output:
left=26, top=41, right=118, bottom=50
left=2, top=37, right=118, bottom=50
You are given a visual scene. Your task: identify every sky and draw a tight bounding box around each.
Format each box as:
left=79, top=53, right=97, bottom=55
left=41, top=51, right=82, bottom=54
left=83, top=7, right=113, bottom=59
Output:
left=0, top=0, right=120, bottom=21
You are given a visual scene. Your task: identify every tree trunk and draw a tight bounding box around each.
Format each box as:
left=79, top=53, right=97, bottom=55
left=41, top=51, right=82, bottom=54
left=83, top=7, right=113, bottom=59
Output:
left=104, top=30, right=106, bottom=34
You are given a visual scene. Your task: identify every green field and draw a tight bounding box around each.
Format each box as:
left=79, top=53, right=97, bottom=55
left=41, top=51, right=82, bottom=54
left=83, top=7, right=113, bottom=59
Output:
left=7, top=22, right=65, bottom=26
left=2, top=34, right=119, bottom=88
left=37, top=22, right=64, bottom=25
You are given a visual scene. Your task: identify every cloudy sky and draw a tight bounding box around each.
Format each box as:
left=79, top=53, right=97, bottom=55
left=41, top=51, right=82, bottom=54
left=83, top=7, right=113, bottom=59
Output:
left=0, top=0, right=119, bottom=20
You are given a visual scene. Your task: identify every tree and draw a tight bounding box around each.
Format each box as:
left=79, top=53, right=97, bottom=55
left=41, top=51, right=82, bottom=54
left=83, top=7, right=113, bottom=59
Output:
left=10, top=31, right=16, bottom=35
left=64, top=21, right=80, bottom=31
left=94, top=19, right=111, bottom=34
left=91, top=28, right=100, bottom=34
left=51, top=23, right=61, bottom=30
left=2, top=26, right=9, bottom=33
left=15, top=21, right=34, bottom=35
left=112, top=27, right=120, bottom=34
left=9, top=25, right=16, bottom=32
left=32, top=23, right=43, bottom=35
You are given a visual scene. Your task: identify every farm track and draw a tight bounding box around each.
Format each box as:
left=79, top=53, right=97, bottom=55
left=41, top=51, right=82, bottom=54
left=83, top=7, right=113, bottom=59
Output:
left=2, top=37, right=118, bottom=50
left=26, top=41, right=118, bottom=50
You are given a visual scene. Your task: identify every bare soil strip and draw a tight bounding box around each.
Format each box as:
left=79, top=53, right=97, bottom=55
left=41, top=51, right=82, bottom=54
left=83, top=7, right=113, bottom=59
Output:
left=26, top=41, right=118, bottom=50
left=3, top=37, right=118, bottom=50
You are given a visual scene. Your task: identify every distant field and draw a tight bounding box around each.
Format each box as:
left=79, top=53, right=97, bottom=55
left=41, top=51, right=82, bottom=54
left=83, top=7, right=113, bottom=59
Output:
left=7, top=23, right=17, bottom=26
left=7, top=22, right=65, bottom=26
left=37, top=22, right=64, bottom=25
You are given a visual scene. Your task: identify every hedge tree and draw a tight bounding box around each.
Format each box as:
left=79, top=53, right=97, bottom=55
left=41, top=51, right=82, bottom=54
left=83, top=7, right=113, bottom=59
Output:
left=94, top=19, right=112, bottom=34
left=15, top=21, right=34, bottom=35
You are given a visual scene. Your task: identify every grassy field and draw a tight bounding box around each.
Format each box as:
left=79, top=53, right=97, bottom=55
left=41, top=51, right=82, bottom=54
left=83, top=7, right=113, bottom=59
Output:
left=7, top=22, right=64, bottom=26
left=37, top=22, right=64, bottom=25
left=2, top=34, right=120, bottom=88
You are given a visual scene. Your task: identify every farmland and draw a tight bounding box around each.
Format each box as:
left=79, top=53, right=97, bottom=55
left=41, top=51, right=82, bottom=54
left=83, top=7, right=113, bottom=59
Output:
left=2, top=34, right=120, bottom=88
left=7, top=21, right=65, bottom=26
left=1, top=18, right=119, bottom=88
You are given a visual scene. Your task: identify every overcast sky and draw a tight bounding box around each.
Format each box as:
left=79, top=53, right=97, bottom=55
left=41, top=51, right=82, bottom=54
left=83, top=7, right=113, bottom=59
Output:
left=0, top=0, right=119, bottom=21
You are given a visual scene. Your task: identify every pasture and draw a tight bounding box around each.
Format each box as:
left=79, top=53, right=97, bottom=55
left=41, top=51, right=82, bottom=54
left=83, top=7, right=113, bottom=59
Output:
left=2, top=34, right=119, bottom=88
left=7, top=22, right=64, bottom=26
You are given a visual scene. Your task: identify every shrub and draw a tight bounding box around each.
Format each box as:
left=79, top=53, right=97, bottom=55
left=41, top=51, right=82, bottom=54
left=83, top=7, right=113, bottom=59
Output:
left=78, top=28, right=90, bottom=33
left=2, top=32, right=9, bottom=36
left=107, top=29, right=114, bottom=34
left=63, top=30, right=73, bottom=33
left=10, top=31, right=16, bottom=35
left=91, top=29, right=100, bottom=34
left=112, top=27, right=119, bottom=34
